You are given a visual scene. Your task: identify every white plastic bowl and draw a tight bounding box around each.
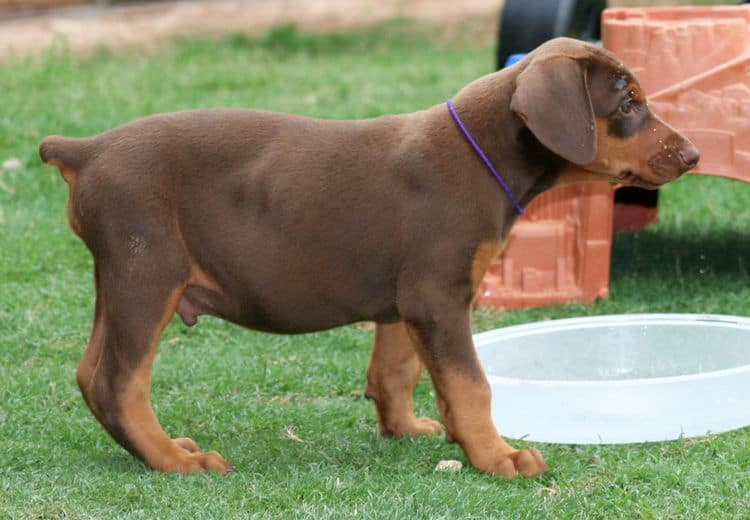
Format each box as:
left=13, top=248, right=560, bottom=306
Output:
left=474, top=314, right=750, bottom=444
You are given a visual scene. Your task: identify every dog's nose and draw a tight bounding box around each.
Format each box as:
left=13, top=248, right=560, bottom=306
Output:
left=678, top=145, right=700, bottom=170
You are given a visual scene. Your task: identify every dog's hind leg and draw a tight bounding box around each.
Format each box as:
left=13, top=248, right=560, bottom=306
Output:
left=364, top=321, right=443, bottom=437
left=76, top=281, right=106, bottom=418
left=83, top=241, right=232, bottom=474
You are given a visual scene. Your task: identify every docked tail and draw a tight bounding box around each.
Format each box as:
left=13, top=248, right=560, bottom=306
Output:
left=39, top=135, right=91, bottom=182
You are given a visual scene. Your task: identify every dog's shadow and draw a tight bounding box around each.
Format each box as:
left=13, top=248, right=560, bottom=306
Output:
left=610, top=226, right=750, bottom=304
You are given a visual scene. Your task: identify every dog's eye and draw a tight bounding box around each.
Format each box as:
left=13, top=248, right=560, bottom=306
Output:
left=619, top=99, right=634, bottom=115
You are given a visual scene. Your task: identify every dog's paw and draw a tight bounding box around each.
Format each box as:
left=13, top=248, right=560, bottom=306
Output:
left=173, top=437, right=201, bottom=453
left=382, top=415, right=443, bottom=437
left=169, top=450, right=234, bottom=475
left=157, top=438, right=234, bottom=474
left=185, top=450, right=235, bottom=474
left=406, top=416, right=443, bottom=437
left=486, top=448, right=548, bottom=479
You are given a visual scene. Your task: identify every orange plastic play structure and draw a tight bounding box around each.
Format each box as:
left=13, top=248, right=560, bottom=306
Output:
left=477, top=183, right=614, bottom=308
left=605, top=5, right=750, bottom=184
left=477, top=5, right=750, bottom=310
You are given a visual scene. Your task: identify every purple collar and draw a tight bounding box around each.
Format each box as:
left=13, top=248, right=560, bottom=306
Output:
left=446, top=99, right=525, bottom=215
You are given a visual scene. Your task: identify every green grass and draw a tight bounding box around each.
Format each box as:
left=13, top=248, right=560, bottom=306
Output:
left=2, top=21, right=750, bottom=519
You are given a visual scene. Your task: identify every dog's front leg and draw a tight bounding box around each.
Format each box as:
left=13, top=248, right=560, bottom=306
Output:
left=401, top=295, right=547, bottom=478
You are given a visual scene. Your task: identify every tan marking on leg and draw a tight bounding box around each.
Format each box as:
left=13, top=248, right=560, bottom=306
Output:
left=77, top=292, right=105, bottom=418
left=405, top=324, right=548, bottom=478
left=471, top=239, right=506, bottom=298
left=365, top=322, right=442, bottom=437
left=117, top=285, right=232, bottom=474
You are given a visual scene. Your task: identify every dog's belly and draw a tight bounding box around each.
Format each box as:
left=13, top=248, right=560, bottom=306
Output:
left=177, top=263, right=400, bottom=334
left=178, top=211, right=403, bottom=334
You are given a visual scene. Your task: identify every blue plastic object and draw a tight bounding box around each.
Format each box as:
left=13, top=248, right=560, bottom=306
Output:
left=504, top=53, right=527, bottom=68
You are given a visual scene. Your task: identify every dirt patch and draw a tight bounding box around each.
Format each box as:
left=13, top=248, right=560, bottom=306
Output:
left=0, top=0, right=503, bottom=62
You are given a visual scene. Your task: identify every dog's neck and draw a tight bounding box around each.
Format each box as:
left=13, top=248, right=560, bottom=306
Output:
left=446, top=98, right=526, bottom=215
left=449, top=70, right=568, bottom=218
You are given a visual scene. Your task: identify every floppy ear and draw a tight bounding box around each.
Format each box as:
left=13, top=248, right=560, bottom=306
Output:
left=510, top=56, right=596, bottom=165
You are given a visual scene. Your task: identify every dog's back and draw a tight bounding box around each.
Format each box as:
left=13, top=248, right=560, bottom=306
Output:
left=39, top=108, right=447, bottom=333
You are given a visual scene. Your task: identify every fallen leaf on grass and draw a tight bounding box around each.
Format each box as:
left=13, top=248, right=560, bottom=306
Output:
left=286, top=427, right=313, bottom=444
left=536, top=486, right=559, bottom=496
left=271, top=395, right=293, bottom=405
left=434, top=459, right=462, bottom=472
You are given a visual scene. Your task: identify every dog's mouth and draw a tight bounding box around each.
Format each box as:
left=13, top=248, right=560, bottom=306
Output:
left=611, top=170, right=663, bottom=190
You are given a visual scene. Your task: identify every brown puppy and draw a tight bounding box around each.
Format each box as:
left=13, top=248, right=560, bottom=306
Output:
left=40, top=38, right=698, bottom=478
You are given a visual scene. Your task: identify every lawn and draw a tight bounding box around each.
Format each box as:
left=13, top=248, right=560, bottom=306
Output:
left=2, top=20, right=750, bottom=519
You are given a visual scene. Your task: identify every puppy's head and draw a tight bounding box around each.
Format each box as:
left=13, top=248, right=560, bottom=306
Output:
left=510, top=37, right=699, bottom=188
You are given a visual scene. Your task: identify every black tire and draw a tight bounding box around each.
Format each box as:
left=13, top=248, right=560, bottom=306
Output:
left=497, top=0, right=605, bottom=69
